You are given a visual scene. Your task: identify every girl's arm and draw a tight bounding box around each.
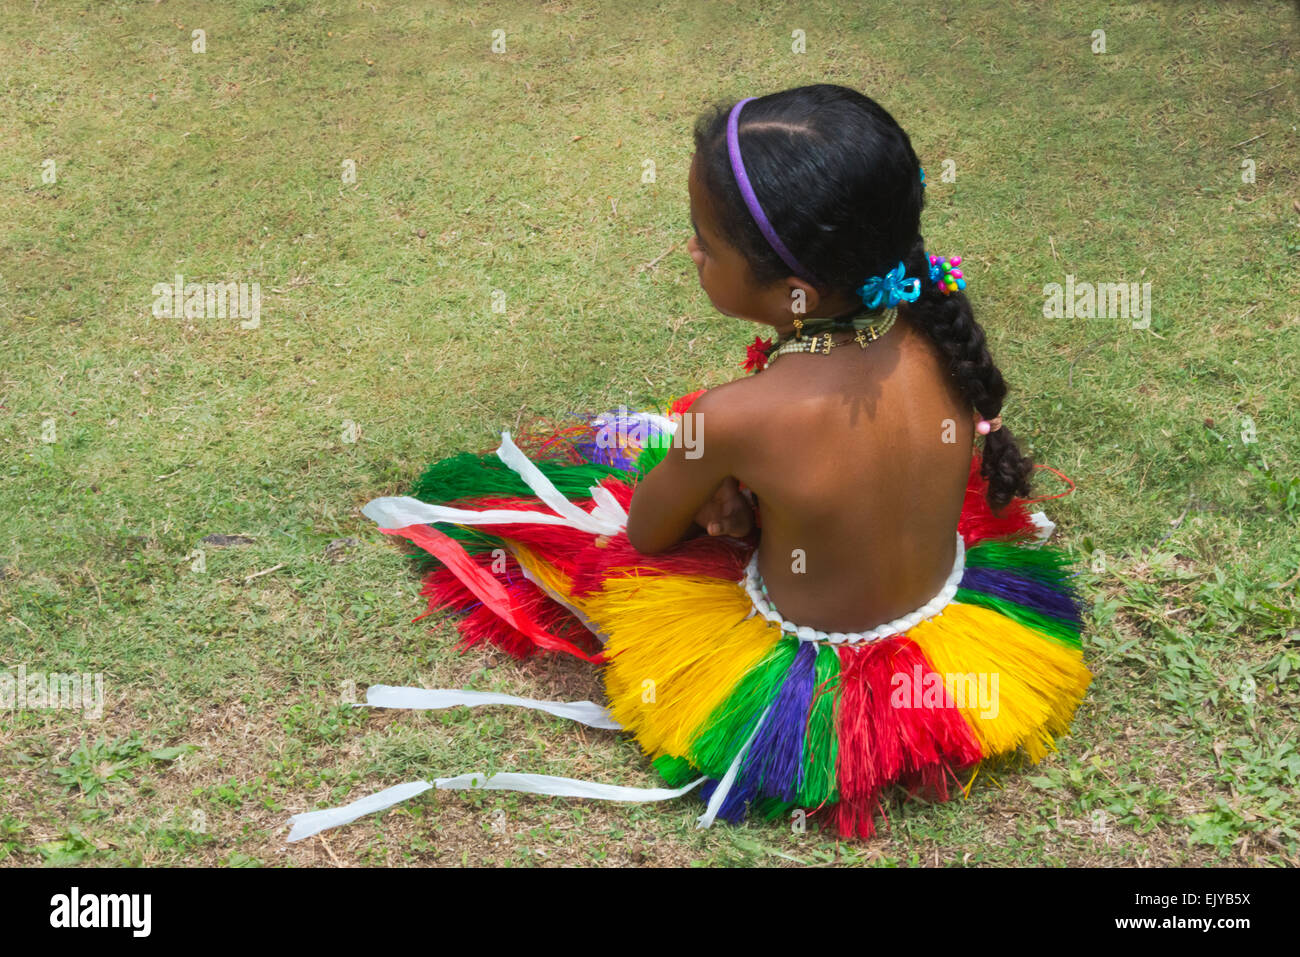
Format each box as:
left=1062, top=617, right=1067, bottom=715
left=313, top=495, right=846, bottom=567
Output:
left=625, top=391, right=747, bottom=554
left=692, top=476, right=756, bottom=538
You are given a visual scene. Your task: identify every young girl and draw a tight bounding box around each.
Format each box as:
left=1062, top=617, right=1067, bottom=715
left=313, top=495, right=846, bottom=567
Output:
left=287, top=84, right=1091, bottom=843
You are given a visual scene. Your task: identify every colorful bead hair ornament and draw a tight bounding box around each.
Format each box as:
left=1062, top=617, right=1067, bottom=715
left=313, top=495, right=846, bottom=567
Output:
left=928, top=253, right=966, bottom=295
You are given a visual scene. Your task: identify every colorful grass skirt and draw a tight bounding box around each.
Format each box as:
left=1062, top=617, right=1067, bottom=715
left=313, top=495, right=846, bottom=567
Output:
left=286, top=389, right=1091, bottom=842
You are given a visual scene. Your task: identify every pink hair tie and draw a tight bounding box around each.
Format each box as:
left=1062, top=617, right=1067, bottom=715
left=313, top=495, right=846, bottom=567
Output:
left=976, top=415, right=1003, bottom=435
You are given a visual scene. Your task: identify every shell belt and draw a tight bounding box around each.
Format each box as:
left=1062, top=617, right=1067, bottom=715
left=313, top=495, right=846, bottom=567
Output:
left=741, top=531, right=966, bottom=644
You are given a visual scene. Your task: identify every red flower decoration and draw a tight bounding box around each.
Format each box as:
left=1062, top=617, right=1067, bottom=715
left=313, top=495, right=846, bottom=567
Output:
left=742, top=335, right=774, bottom=373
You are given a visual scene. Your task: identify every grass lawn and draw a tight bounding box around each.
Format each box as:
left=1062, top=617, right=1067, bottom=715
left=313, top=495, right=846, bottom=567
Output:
left=1, top=0, right=1298, bottom=867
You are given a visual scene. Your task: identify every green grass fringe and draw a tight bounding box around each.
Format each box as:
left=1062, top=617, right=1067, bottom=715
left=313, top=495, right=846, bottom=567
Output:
left=963, top=540, right=1076, bottom=585
left=797, top=644, right=842, bottom=807
left=688, top=638, right=800, bottom=780
left=409, top=451, right=628, bottom=504
left=953, top=588, right=1083, bottom=649
left=652, top=753, right=699, bottom=788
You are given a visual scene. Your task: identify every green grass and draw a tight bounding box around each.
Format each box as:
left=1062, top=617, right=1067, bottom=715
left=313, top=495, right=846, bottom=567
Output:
left=1, top=0, right=1298, bottom=866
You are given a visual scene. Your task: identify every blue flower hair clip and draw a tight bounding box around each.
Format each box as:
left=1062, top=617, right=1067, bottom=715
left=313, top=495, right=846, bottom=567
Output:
left=856, top=261, right=922, bottom=310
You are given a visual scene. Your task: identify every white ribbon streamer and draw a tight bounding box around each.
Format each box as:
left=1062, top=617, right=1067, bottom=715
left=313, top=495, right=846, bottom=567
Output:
left=586, top=482, right=630, bottom=529
left=433, top=771, right=706, bottom=803
left=284, top=684, right=721, bottom=842
left=287, top=773, right=706, bottom=842
left=1028, top=510, right=1056, bottom=544
left=361, top=430, right=628, bottom=536
left=494, top=430, right=628, bottom=534
left=287, top=781, right=434, bottom=842
left=696, top=702, right=773, bottom=829
left=363, top=684, right=621, bottom=730
left=361, top=496, right=591, bottom=531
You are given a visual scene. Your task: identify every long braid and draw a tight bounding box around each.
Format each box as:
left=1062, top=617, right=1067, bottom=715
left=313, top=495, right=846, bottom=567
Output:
left=901, top=239, right=1034, bottom=512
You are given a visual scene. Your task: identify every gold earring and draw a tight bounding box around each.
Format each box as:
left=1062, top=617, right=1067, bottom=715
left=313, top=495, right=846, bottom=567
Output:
left=793, top=317, right=804, bottom=341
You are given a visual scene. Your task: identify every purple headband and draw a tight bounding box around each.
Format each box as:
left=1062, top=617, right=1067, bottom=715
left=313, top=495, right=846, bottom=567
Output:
left=726, top=97, right=820, bottom=286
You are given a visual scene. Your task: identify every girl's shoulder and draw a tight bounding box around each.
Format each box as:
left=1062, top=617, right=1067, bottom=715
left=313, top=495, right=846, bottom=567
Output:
left=688, top=373, right=775, bottom=428
left=679, top=375, right=759, bottom=433
left=685, top=370, right=825, bottom=468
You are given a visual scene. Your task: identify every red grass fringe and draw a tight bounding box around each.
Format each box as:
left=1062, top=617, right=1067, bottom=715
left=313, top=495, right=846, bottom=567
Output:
left=831, top=637, right=983, bottom=838
left=958, top=453, right=1037, bottom=545
left=417, top=547, right=598, bottom=660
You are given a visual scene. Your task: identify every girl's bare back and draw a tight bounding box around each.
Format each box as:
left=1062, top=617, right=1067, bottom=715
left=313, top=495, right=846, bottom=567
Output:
left=716, top=311, right=976, bottom=632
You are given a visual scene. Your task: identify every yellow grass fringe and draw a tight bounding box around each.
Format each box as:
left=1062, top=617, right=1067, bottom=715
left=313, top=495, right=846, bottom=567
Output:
left=905, top=602, right=1092, bottom=762
left=583, top=572, right=783, bottom=760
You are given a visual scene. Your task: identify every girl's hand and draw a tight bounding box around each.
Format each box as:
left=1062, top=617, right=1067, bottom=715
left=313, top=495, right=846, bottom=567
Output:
left=693, top=476, right=755, bottom=538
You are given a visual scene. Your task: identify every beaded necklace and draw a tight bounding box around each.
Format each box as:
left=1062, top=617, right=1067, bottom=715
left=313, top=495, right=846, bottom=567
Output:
left=743, top=310, right=896, bottom=373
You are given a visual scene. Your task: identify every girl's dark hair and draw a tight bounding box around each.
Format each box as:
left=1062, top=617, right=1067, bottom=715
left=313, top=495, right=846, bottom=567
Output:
left=693, top=83, right=1033, bottom=513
